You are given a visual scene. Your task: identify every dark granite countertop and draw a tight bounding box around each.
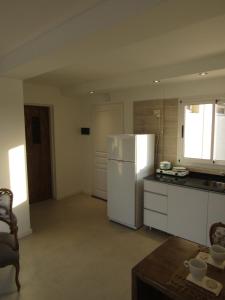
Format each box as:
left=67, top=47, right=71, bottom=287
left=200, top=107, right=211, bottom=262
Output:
left=145, top=172, right=225, bottom=194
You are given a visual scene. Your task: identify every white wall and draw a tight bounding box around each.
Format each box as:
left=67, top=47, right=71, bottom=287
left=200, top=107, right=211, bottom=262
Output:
left=76, top=97, right=130, bottom=195
left=23, top=83, right=83, bottom=199
left=0, top=77, right=31, bottom=238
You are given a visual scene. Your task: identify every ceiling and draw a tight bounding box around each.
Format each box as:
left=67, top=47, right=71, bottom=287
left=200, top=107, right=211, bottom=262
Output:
left=1, top=0, right=225, bottom=94
left=0, top=0, right=102, bottom=57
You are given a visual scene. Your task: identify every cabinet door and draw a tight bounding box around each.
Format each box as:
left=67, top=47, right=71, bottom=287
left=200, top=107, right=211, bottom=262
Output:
left=144, top=192, right=167, bottom=214
left=144, top=210, right=167, bottom=232
left=207, top=192, right=225, bottom=246
left=168, top=185, right=208, bottom=245
left=144, top=180, right=168, bottom=195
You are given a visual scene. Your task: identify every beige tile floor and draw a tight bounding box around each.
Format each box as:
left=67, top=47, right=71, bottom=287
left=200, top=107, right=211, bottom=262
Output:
left=0, top=194, right=168, bottom=299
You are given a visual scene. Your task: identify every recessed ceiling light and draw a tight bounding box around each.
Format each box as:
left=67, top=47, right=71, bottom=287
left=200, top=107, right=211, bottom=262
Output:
left=199, top=72, right=208, bottom=76
left=89, top=91, right=95, bottom=94
left=153, top=80, right=160, bottom=83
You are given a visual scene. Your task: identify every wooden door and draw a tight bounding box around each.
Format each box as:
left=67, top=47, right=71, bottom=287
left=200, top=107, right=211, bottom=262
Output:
left=24, top=105, right=52, bottom=203
left=92, top=103, right=123, bottom=200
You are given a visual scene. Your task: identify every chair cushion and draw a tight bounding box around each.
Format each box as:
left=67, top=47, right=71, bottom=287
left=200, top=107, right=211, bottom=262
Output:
left=0, top=232, right=17, bottom=249
left=0, top=194, right=11, bottom=211
left=0, top=244, right=19, bottom=267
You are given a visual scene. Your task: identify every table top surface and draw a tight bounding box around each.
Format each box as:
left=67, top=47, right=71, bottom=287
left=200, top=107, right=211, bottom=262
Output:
left=132, top=237, right=225, bottom=300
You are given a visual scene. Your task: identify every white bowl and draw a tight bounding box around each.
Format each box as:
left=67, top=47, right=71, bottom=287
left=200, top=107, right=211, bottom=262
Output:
left=210, top=245, right=225, bottom=264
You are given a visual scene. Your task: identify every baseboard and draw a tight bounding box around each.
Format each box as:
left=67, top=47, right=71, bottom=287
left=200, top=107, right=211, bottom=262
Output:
left=92, top=194, right=107, bottom=201
left=18, top=228, right=33, bottom=239
left=56, top=190, right=83, bottom=200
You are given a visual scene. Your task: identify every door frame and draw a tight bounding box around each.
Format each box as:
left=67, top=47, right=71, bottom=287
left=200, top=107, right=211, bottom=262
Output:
left=91, top=102, right=124, bottom=199
left=24, top=103, right=57, bottom=201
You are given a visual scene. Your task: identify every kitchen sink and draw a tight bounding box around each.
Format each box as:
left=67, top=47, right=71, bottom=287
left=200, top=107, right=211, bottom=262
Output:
left=202, top=180, right=225, bottom=192
left=212, top=180, right=225, bottom=186
left=203, top=180, right=210, bottom=186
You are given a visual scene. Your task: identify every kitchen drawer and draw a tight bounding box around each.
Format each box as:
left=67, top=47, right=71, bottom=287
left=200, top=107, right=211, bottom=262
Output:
left=144, top=209, right=168, bottom=232
left=144, top=180, right=168, bottom=195
left=144, top=192, right=167, bottom=214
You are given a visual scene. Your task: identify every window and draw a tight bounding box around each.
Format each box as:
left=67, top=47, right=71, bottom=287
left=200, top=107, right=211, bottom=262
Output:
left=179, top=99, right=225, bottom=165
left=214, top=101, right=225, bottom=162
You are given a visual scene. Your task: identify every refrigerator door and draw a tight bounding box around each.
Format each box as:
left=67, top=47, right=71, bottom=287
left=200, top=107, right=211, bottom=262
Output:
left=107, top=160, right=136, bottom=227
left=108, top=134, right=136, bottom=162
left=120, top=135, right=135, bottom=162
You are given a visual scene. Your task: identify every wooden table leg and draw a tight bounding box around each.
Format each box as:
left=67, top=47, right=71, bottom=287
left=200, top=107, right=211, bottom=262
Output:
left=132, top=267, right=138, bottom=300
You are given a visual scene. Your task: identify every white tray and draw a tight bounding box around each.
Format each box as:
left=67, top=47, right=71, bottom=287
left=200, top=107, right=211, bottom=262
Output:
left=196, top=252, right=225, bottom=270
left=186, top=274, right=223, bottom=296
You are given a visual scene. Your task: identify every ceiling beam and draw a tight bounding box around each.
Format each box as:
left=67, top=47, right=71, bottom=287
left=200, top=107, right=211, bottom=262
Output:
left=61, top=51, right=225, bottom=95
left=0, top=0, right=162, bottom=78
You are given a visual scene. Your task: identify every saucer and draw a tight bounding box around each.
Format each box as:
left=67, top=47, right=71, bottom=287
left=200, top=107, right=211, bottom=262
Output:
left=196, top=252, right=225, bottom=270
left=186, top=274, right=223, bottom=296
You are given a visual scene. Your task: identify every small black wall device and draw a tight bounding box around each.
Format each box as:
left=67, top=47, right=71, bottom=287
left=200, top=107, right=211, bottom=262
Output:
left=81, top=127, right=90, bottom=135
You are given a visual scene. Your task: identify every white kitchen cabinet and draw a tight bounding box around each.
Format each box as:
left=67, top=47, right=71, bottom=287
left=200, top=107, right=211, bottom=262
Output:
left=144, top=209, right=167, bottom=232
left=144, top=192, right=167, bottom=214
left=207, top=192, right=225, bottom=246
left=144, top=180, right=168, bottom=195
left=168, top=185, right=208, bottom=245
left=144, top=180, right=168, bottom=231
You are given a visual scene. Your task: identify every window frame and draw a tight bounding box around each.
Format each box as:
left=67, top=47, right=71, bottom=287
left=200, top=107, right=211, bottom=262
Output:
left=213, top=100, right=225, bottom=166
left=178, top=98, right=225, bottom=168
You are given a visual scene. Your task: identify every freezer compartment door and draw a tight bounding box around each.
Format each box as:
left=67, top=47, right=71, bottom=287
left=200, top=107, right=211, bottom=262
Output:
left=107, top=160, right=136, bottom=227
left=107, top=135, right=121, bottom=160
left=107, top=134, right=135, bottom=162
left=121, top=135, right=135, bottom=162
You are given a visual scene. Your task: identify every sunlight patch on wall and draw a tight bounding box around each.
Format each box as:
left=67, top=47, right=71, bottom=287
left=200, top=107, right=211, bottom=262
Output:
left=136, top=135, right=148, bottom=174
left=8, top=145, right=28, bottom=208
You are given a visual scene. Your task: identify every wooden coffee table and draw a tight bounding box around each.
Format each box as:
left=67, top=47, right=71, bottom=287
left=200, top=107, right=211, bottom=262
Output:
left=132, top=237, right=225, bottom=300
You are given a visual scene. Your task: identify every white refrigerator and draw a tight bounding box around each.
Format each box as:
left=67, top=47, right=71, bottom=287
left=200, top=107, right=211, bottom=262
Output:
left=107, top=134, right=155, bottom=229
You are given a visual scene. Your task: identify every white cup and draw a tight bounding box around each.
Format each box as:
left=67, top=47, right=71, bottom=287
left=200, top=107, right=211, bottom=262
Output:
left=210, top=244, right=225, bottom=265
left=184, top=258, right=207, bottom=281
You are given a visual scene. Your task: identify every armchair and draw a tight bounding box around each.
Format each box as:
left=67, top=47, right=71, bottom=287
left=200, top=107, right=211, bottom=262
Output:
left=209, top=222, right=225, bottom=247
left=0, top=189, right=18, bottom=250
left=0, top=188, right=20, bottom=291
